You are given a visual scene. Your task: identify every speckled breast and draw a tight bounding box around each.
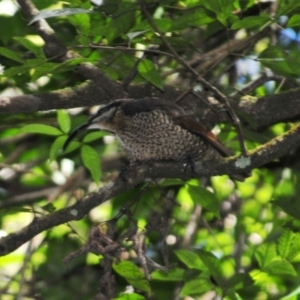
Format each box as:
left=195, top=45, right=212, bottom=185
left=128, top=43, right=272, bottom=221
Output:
left=116, top=110, right=218, bottom=162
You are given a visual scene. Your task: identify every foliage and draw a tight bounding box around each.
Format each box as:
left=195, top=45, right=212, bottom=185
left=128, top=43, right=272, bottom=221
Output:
left=0, top=0, right=300, bottom=299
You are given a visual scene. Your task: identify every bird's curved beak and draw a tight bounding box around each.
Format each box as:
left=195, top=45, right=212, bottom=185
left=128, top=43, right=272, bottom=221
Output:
left=63, top=120, right=113, bottom=151
left=63, top=106, right=117, bottom=151
left=63, top=122, right=91, bottom=151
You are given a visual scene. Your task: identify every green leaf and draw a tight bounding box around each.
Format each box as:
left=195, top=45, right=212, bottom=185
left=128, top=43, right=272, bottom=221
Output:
left=0, top=47, right=24, bottom=63
left=64, top=140, right=81, bottom=154
left=127, top=30, right=149, bottom=41
left=205, top=20, right=224, bottom=38
left=29, top=8, right=92, bottom=25
left=242, top=129, right=270, bottom=144
left=3, top=59, right=59, bottom=79
left=202, top=0, right=234, bottom=26
left=83, top=131, right=107, bottom=143
left=258, top=46, right=295, bottom=78
left=181, top=276, right=214, bottom=297
left=93, top=0, right=119, bottom=15
left=287, top=14, right=300, bottom=27
left=14, top=37, right=45, bottom=58
left=277, top=0, right=300, bottom=16
left=31, top=62, right=60, bottom=81
left=278, top=230, right=295, bottom=260
left=24, top=58, right=45, bottom=67
left=57, top=110, right=71, bottom=133
left=104, top=3, right=135, bottom=42
left=68, top=13, right=90, bottom=35
left=281, top=285, right=300, bottom=300
left=46, top=57, right=97, bottom=74
left=263, top=260, right=297, bottom=277
left=287, top=234, right=300, bottom=262
left=226, top=291, right=242, bottom=300
left=274, top=197, right=300, bottom=220
left=239, top=0, right=255, bottom=10
left=255, top=243, right=277, bottom=269
left=226, top=273, right=254, bottom=290
left=132, top=19, right=172, bottom=33
left=21, top=124, right=62, bottom=136
left=175, top=250, right=206, bottom=270
left=81, top=145, right=101, bottom=183
left=188, top=185, right=221, bottom=218
left=151, top=268, right=185, bottom=281
left=26, top=57, right=93, bottom=81
left=171, top=8, right=214, bottom=30
left=138, top=59, right=163, bottom=91
left=113, top=260, right=150, bottom=292
left=50, top=136, right=68, bottom=160
left=112, top=293, right=146, bottom=300
left=277, top=230, right=300, bottom=261
left=3, top=65, right=30, bottom=77
left=197, top=250, right=223, bottom=284
left=41, top=203, right=56, bottom=213
left=231, top=15, right=270, bottom=29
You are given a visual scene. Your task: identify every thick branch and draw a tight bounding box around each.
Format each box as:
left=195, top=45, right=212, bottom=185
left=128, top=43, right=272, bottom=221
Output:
left=1, top=123, right=299, bottom=256
left=0, top=81, right=112, bottom=113
left=1, top=83, right=300, bottom=129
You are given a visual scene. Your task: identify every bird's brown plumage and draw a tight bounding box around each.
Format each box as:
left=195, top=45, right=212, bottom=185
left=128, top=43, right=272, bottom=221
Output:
left=64, top=98, right=247, bottom=181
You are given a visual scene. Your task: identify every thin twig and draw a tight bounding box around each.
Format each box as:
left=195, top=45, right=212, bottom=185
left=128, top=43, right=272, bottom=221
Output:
left=197, top=76, right=248, bottom=155
left=145, top=256, right=169, bottom=272
left=232, top=73, right=269, bottom=96
left=192, top=92, right=222, bottom=119
left=210, top=56, right=240, bottom=85
left=232, top=73, right=298, bottom=97
left=88, top=43, right=175, bottom=58
left=16, top=240, right=33, bottom=300
left=134, top=232, right=150, bottom=279
left=175, top=86, right=194, bottom=103
left=275, top=77, right=286, bottom=94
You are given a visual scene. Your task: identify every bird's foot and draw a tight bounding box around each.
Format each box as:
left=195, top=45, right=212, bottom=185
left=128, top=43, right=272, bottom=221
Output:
left=119, top=161, right=143, bottom=182
left=182, top=155, right=197, bottom=175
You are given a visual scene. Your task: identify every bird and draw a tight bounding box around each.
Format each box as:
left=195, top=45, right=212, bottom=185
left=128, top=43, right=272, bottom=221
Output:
left=63, top=98, right=247, bottom=181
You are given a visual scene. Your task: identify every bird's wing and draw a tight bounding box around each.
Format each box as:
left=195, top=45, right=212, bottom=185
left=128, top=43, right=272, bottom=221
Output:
left=173, top=116, right=232, bottom=157
left=174, top=116, right=249, bottom=181
left=126, top=98, right=232, bottom=157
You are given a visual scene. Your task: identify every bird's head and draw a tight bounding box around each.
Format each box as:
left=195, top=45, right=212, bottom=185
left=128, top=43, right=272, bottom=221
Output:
left=63, top=101, right=122, bottom=151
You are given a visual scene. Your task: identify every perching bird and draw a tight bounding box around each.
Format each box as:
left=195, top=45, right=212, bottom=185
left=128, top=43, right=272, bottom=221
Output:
left=64, top=98, right=246, bottom=181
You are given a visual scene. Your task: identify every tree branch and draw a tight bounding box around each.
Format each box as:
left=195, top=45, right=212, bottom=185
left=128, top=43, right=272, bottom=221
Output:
left=1, top=84, right=300, bottom=129
left=1, top=122, right=299, bottom=256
